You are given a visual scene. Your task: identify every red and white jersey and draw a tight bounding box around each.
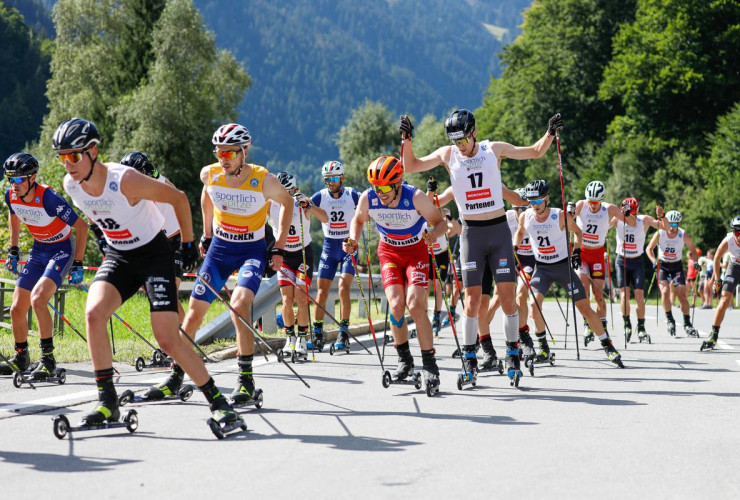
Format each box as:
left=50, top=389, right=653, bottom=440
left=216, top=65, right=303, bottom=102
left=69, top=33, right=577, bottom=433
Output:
left=155, top=174, right=180, bottom=237
left=367, top=185, right=426, bottom=247
left=616, top=216, right=647, bottom=257
left=577, top=203, right=609, bottom=248
left=449, top=140, right=504, bottom=216
left=269, top=199, right=311, bottom=252
left=658, top=229, right=685, bottom=263
left=724, top=233, right=740, bottom=265
left=523, top=208, right=568, bottom=262
left=64, top=164, right=164, bottom=250
left=5, top=184, right=78, bottom=244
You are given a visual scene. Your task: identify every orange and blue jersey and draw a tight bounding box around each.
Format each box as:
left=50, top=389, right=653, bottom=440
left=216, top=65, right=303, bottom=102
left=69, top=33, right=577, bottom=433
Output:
left=205, top=163, right=269, bottom=244
left=5, top=185, right=78, bottom=244
left=367, top=184, right=426, bottom=247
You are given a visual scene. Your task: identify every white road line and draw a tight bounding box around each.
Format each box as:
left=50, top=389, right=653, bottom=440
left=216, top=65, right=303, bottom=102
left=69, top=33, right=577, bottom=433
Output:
left=0, top=389, right=98, bottom=414
left=717, top=340, right=734, bottom=350
left=736, top=360, right=740, bottom=368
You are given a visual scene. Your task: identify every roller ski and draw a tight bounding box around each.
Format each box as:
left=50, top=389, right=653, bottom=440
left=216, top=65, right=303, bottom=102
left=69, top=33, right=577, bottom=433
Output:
left=382, top=352, right=422, bottom=390
left=207, top=396, right=246, bottom=439
left=521, top=343, right=536, bottom=376
left=133, top=348, right=171, bottom=372
left=432, top=315, right=441, bottom=339
left=329, top=329, right=351, bottom=355
left=306, top=324, right=325, bottom=351
left=230, top=374, right=264, bottom=410
left=421, top=349, right=440, bottom=397
left=276, top=335, right=295, bottom=362
left=54, top=394, right=137, bottom=439
left=583, top=321, right=595, bottom=347
left=457, top=346, right=478, bottom=390
left=684, top=324, right=699, bottom=338
left=624, top=323, right=633, bottom=344
left=667, top=320, right=676, bottom=337
left=637, top=326, right=651, bottom=344
left=478, top=336, right=504, bottom=374
left=291, top=336, right=309, bottom=363
left=601, top=338, right=625, bottom=368
left=535, top=335, right=555, bottom=365
left=506, top=343, right=523, bottom=388
left=11, top=355, right=67, bottom=388
left=700, top=333, right=718, bottom=351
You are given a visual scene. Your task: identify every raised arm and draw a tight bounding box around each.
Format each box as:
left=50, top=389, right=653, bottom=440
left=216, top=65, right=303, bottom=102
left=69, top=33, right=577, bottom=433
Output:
left=646, top=232, right=659, bottom=266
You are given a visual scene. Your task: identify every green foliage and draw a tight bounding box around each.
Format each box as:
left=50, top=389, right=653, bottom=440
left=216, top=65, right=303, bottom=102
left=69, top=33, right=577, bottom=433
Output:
left=0, top=2, right=51, bottom=161
left=4, top=0, right=54, bottom=37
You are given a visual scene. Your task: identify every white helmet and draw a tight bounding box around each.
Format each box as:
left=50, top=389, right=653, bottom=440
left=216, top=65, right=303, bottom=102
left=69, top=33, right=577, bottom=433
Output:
left=585, top=180, right=606, bottom=201
left=666, top=210, right=682, bottom=224
left=322, top=160, right=344, bottom=177
left=212, top=123, right=252, bottom=146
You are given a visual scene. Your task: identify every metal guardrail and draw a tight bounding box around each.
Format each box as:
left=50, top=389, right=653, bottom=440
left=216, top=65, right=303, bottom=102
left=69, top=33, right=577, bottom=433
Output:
left=194, top=273, right=384, bottom=344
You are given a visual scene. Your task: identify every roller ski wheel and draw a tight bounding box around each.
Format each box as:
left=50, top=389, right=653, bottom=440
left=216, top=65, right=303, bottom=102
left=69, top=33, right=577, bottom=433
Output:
left=207, top=416, right=247, bottom=440
left=700, top=338, right=717, bottom=351
left=13, top=367, right=67, bottom=388
left=667, top=322, right=676, bottom=337
left=684, top=326, right=699, bottom=338
left=53, top=409, right=138, bottom=440
left=409, top=328, right=417, bottom=339
left=506, top=346, right=523, bottom=387
left=290, top=350, right=308, bottom=363
left=584, top=331, right=595, bottom=347
left=602, top=339, right=625, bottom=368
left=231, top=388, right=264, bottom=409
left=381, top=370, right=422, bottom=390
left=624, top=326, right=632, bottom=344
left=424, top=372, right=440, bottom=397
left=118, top=384, right=194, bottom=406
left=133, top=349, right=171, bottom=372
left=383, top=334, right=393, bottom=345
left=510, top=370, right=521, bottom=388
left=456, top=370, right=477, bottom=390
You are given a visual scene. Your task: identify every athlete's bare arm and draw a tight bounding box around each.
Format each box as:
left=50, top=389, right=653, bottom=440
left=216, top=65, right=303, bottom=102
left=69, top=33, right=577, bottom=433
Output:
left=490, top=131, right=554, bottom=161
left=513, top=210, right=527, bottom=247
left=8, top=213, right=20, bottom=247
left=684, top=232, right=700, bottom=261
left=263, top=173, right=293, bottom=249
left=430, top=185, right=455, bottom=208
left=448, top=217, right=461, bottom=237
left=414, top=190, right=445, bottom=244
left=565, top=211, right=582, bottom=247
left=402, top=142, right=451, bottom=174
left=503, top=185, right=526, bottom=206
left=713, top=239, right=729, bottom=281
left=309, top=200, right=328, bottom=223
left=72, top=217, right=89, bottom=261
left=347, top=192, right=370, bottom=245
left=607, top=203, right=636, bottom=226
left=121, top=169, right=194, bottom=242
left=646, top=232, right=660, bottom=266
left=199, top=166, right=214, bottom=238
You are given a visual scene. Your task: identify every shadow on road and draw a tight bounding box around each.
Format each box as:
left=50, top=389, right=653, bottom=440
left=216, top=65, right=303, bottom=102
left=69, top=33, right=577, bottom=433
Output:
left=0, top=449, right=140, bottom=472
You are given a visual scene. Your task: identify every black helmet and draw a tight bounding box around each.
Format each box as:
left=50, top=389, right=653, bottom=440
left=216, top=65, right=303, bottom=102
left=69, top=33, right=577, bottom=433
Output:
left=3, top=153, right=39, bottom=177
left=120, top=151, right=159, bottom=178
left=52, top=118, right=101, bottom=151
left=731, top=216, right=740, bottom=232
left=525, top=179, right=549, bottom=199
left=444, top=109, right=476, bottom=140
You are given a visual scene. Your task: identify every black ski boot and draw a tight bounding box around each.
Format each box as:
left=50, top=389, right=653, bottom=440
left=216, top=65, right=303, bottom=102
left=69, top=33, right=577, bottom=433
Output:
left=700, top=332, right=718, bottom=351
left=457, top=345, right=478, bottom=390
left=479, top=335, right=503, bottom=373
left=393, top=354, right=415, bottom=381
left=32, top=353, right=57, bottom=379
left=144, top=363, right=184, bottom=401
left=584, top=320, right=595, bottom=347
left=307, top=322, right=325, bottom=351
left=432, top=313, right=441, bottom=338
left=535, top=333, right=553, bottom=364
left=624, top=320, right=633, bottom=343
left=667, top=320, right=676, bottom=337
left=637, top=325, right=650, bottom=343
left=421, top=348, right=440, bottom=396
left=0, top=345, right=29, bottom=375
left=82, top=368, right=120, bottom=425
left=684, top=324, right=699, bottom=338
left=519, top=329, right=536, bottom=375
left=601, top=337, right=624, bottom=368
left=231, top=355, right=260, bottom=405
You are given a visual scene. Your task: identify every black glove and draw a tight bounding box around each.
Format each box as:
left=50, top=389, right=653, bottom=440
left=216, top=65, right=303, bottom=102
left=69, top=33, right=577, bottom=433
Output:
left=181, top=241, right=198, bottom=273
left=268, top=247, right=285, bottom=268
left=693, top=262, right=701, bottom=271
left=566, top=201, right=576, bottom=216
left=621, top=201, right=632, bottom=217
left=548, top=113, right=563, bottom=136
left=427, top=177, right=438, bottom=192
left=571, top=248, right=582, bottom=270
left=399, top=115, right=414, bottom=139
left=199, top=235, right=212, bottom=257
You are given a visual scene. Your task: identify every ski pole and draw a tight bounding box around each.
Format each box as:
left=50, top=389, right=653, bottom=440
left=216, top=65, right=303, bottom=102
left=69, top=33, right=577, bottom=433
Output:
left=278, top=269, right=372, bottom=355
left=348, top=246, right=385, bottom=371
left=433, top=191, right=465, bottom=317
left=46, top=301, right=87, bottom=343
left=109, top=317, right=115, bottom=355
left=690, top=267, right=700, bottom=324
left=380, top=299, right=390, bottom=364
left=0, top=349, right=36, bottom=389
left=297, top=205, right=316, bottom=362
left=555, top=131, right=580, bottom=360
left=655, top=260, right=661, bottom=327
left=605, top=239, right=615, bottom=331
left=361, top=226, right=380, bottom=315
left=198, top=274, right=310, bottom=388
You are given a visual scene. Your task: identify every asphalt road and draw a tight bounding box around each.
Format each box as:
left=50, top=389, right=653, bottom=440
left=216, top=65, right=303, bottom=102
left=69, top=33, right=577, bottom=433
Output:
left=1, top=302, right=738, bottom=499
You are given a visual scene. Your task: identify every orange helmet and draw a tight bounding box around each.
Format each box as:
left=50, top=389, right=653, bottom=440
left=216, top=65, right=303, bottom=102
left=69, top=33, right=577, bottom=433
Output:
left=367, top=156, right=403, bottom=186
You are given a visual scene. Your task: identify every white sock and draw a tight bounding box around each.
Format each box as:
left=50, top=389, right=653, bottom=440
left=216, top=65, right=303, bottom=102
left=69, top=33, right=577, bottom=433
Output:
left=463, top=314, right=478, bottom=345
left=504, top=312, right=519, bottom=342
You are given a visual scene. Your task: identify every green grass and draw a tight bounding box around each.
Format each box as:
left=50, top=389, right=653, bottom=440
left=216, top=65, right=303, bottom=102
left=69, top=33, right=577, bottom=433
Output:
left=0, top=271, right=385, bottom=364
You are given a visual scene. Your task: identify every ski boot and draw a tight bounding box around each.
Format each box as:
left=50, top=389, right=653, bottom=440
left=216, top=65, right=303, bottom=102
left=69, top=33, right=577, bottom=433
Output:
left=54, top=397, right=137, bottom=440
left=684, top=324, right=699, bottom=338
left=700, top=333, right=718, bottom=351
left=277, top=335, right=295, bottom=362
left=432, top=315, right=441, bottom=338
left=519, top=330, right=536, bottom=375
left=207, top=395, right=246, bottom=439
left=422, top=349, right=440, bottom=397
left=452, top=335, right=480, bottom=358
left=141, top=364, right=185, bottom=401
left=637, top=326, right=651, bottom=344
left=505, top=342, right=523, bottom=387
left=583, top=321, right=595, bottom=347
left=535, top=335, right=555, bottom=365
left=624, top=323, right=633, bottom=344
left=307, top=324, right=325, bottom=351
left=667, top=320, right=676, bottom=337
left=382, top=344, right=422, bottom=390
left=0, top=347, right=30, bottom=376
left=457, top=345, right=478, bottom=390
left=330, top=329, right=351, bottom=355
left=601, top=337, right=625, bottom=368
left=292, top=336, right=309, bottom=363
left=230, top=375, right=264, bottom=409
left=479, top=336, right=504, bottom=374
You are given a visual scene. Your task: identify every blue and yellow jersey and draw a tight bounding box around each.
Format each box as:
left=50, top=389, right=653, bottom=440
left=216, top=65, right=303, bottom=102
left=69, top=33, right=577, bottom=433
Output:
left=206, top=164, right=269, bottom=243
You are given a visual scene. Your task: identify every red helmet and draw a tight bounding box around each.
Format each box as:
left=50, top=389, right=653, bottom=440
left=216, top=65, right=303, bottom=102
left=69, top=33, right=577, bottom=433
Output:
left=623, top=197, right=639, bottom=213
left=367, top=156, right=403, bottom=186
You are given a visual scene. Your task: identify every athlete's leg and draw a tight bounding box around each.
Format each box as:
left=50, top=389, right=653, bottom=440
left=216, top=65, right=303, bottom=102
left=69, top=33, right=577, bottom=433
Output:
left=592, top=278, right=607, bottom=319
left=231, top=286, right=256, bottom=356
left=84, top=281, right=123, bottom=370
left=150, top=310, right=210, bottom=385
left=386, top=284, right=408, bottom=344
left=29, top=277, right=58, bottom=340
left=407, top=284, right=433, bottom=350
left=9, top=286, right=32, bottom=343
left=479, top=292, right=492, bottom=337
left=314, top=277, right=333, bottom=322
left=280, top=286, right=296, bottom=327
left=182, top=298, right=211, bottom=336
left=338, top=273, right=353, bottom=320
left=713, top=290, right=733, bottom=326
left=530, top=291, right=547, bottom=333
left=516, top=279, right=529, bottom=327
left=635, top=289, right=646, bottom=319
left=659, top=280, right=671, bottom=312
left=175, top=276, right=184, bottom=323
